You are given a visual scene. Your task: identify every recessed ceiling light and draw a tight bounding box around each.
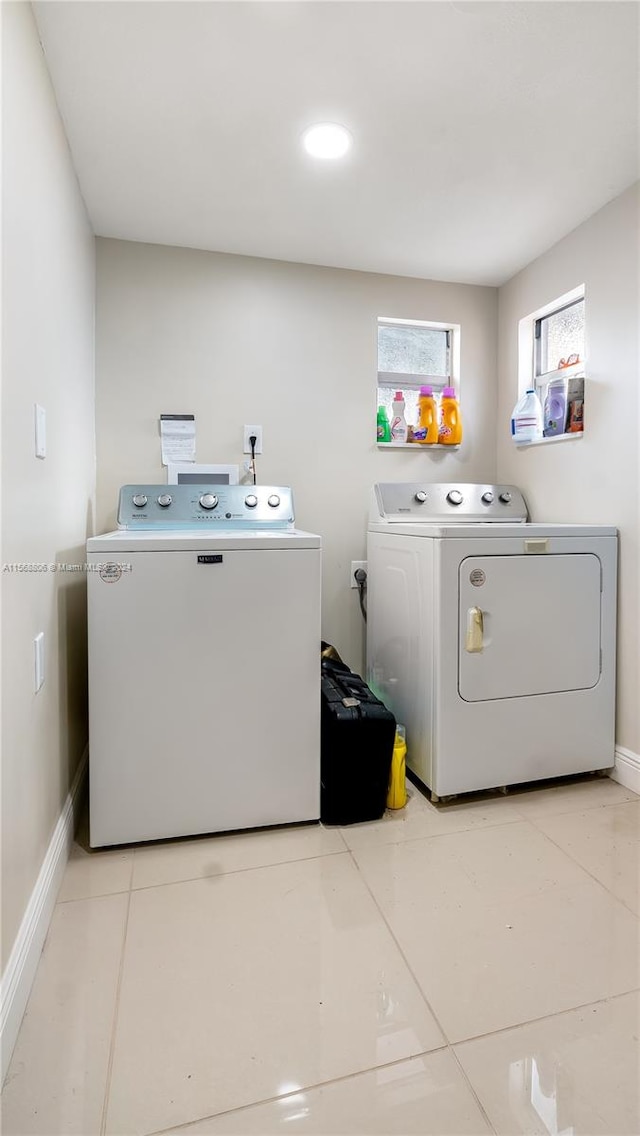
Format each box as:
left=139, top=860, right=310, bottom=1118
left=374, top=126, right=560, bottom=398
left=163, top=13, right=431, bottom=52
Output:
left=302, top=122, right=352, bottom=160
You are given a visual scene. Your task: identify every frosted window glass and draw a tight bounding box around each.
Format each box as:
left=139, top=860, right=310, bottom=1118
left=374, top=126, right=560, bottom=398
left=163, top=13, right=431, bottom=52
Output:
left=539, top=300, right=585, bottom=375
left=378, top=324, right=448, bottom=376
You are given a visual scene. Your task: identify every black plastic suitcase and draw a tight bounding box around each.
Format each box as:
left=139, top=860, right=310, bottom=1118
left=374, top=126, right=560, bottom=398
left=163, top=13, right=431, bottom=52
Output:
left=320, top=662, right=396, bottom=825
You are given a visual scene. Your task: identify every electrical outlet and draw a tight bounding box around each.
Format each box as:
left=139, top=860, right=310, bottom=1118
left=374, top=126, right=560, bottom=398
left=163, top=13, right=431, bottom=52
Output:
left=243, top=425, right=263, bottom=454
left=350, top=561, right=367, bottom=588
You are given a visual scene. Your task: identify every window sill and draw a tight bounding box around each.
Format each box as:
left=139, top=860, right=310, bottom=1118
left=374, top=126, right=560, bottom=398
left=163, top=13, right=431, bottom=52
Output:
left=513, top=432, right=583, bottom=449
left=377, top=442, right=460, bottom=451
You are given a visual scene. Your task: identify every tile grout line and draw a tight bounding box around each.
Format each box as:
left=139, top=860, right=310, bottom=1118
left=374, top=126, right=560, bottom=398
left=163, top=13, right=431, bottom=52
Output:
left=451, top=986, right=640, bottom=1050
left=56, top=847, right=350, bottom=904
left=141, top=1048, right=453, bottom=1136
left=99, top=883, right=133, bottom=1136
left=343, top=846, right=498, bottom=1136
left=522, top=811, right=640, bottom=921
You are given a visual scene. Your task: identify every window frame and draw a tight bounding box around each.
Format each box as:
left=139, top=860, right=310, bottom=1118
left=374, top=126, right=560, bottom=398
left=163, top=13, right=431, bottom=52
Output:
left=377, top=316, right=459, bottom=395
left=533, top=295, right=585, bottom=383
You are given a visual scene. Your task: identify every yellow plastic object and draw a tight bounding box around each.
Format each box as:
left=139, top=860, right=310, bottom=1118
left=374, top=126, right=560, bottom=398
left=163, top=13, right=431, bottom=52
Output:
left=387, top=728, right=407, bottom=809
left=438, top=388, right=463, bottom=445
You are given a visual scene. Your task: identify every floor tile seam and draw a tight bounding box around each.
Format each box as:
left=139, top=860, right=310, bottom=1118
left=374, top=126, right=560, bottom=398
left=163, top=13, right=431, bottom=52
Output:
left=100, top=888, right=133, bottom=1136
left=522, top=815, right=640, bottom=918
left=128, top=848, right=350, bottom=895
left=344, top=847, right=452, bottom=1046
left=342, top=814, right=525, bottom=853
left=344, top=849, right=499, bottom=1136
left=448, top=1046, right=498, bottom=1135
left=450, top=987, right=640, bottom=1050
left=56, top=886, right=132, bottom=905
left=513, top=793, right=640, bottom=822
left=142, top=1046, right=450, bottom=1136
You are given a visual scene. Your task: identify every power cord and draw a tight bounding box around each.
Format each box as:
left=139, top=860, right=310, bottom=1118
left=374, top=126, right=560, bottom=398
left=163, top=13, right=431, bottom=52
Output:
left=354, top=567, right=367, bottom=622
left=249, top=434, right=257, bottom=485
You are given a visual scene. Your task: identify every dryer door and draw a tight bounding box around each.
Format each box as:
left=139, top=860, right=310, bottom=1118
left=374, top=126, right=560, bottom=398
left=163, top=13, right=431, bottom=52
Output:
left=458, top=553, right=601, bottom=702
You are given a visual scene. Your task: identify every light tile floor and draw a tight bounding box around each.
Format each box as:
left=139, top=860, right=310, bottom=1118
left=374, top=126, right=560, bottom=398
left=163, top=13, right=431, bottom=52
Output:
left=2, top=775, right=639, bottom=1135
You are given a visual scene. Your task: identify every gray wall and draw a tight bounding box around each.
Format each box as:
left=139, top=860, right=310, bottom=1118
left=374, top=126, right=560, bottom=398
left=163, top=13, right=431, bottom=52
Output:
left=497, top=183, right=639, bottom=755
left=1, top=2, right=96, bottom=968
left=95, top=238, right=499, bottom=670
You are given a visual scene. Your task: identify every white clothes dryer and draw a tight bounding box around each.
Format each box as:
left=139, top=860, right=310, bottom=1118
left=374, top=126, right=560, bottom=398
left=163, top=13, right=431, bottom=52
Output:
left=367, top=483, right=617, bottom=798
left=87, top=484, right=321, bottom=846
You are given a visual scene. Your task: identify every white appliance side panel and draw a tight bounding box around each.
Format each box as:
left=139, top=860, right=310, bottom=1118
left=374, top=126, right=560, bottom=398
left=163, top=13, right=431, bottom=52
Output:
left=433, top=535, right=617, bottom=796
left=458, top=554, right=601, bottom=702
left=88, top=548, right=321, bottom=845
left=366, top=532, right=434, bottom=788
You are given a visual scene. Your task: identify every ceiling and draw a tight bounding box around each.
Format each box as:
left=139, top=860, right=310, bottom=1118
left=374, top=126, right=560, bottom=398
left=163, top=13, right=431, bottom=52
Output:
left=34, top=1, right=639, bottom=286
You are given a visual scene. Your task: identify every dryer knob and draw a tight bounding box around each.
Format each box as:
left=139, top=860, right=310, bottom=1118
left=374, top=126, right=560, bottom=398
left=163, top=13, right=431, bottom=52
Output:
left=415, top=491, right=428, bottom=503
left=132, top=494, right=148, bottom=508
left=499, top=491, right=512, bottom=504
left=446, top=490, right=464, bottom=506
left=267, top=494, right=281, bottom=508
left=199, top=494, right=218, bottom=510
left=157, top=494, right=172, bottom=508
left=245, top=494, right=258, bottom=508
left=481, top=491, right=494, bottom=504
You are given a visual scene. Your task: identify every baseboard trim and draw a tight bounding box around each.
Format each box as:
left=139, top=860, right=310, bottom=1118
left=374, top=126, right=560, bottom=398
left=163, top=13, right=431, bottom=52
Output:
left=1, top=746, right=88, bottom=1084
left=610, top=745, right=640, bottom=795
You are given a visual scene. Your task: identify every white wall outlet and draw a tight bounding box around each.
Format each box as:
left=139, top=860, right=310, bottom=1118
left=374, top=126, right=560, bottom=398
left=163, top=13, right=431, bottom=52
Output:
left=243, top=425, right=263, bottom=454
left=350, top=561, right=367, bottom=588
left=35, top=404, right=46, bottom=459
left=34, top=632, right=45, bottom=692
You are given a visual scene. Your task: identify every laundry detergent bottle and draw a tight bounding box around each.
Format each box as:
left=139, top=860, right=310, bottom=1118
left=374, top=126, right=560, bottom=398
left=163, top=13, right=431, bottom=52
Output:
left=511, top=388, right=543, bottom=444
left=390, top=391, right=408, bottom=443
left=415, top=386, right=439, bottom=444
left=377, top=405, right=391, bottom=443
left=438, top=387, right=462, bottom=445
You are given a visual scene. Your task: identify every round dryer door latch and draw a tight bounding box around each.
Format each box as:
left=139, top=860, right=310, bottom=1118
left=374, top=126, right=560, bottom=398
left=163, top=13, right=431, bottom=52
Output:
left=199, top=494, right=218, bottom=510
left=415, top=491, right=428, bottom=503
left=267, top=494, right=281, bottom=508
left=446, top=490, right=463, bottom=505
left=499, top=491, right=512, bottom=504
left=132, top=494, right=148, bottom=508
left=157, top=494, right=172, bottom=508
left=245, top=494, right=258, bottom=508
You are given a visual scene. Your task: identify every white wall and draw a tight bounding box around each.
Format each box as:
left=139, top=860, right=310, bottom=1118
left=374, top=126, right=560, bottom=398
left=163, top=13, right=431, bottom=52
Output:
left=1, top=2, right=96, bottom=968
left=497, top=184, right=639, bottom=756
left=95, top=239, right=498, bottom=669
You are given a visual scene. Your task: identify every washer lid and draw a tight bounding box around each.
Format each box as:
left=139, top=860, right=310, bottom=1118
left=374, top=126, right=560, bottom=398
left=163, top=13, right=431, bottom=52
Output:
left=87, top=528, right=321, bottom=552
left=371, top=483, right=528, bottom=523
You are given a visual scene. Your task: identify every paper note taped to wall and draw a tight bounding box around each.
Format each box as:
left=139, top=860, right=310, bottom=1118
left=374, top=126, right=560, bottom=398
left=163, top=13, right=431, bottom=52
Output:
left=160, top=414, right=196, bottom=466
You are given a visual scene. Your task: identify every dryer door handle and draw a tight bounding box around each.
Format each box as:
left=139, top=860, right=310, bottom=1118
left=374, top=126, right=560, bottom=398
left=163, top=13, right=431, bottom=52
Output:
left=465, top=607, right=484, bottom=653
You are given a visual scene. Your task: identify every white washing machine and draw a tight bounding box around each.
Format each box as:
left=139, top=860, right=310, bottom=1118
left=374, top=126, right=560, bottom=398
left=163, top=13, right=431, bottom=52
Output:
left=87, top=484, right=321, bottom=846
left=367, top=483, right=617, bottom=798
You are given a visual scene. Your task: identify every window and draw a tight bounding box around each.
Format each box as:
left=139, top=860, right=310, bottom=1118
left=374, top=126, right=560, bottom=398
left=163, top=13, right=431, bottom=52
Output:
left=518, top=286, right=585, bottom=442
left=377, top=317, right=457, bottom=439
left=534, top=297, right=585, bottom=386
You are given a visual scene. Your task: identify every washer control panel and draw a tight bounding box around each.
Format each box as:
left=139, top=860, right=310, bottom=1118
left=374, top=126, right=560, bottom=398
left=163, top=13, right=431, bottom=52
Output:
left=373, top=483, right=528, bottom=523
left=117, top=485, right=295, bottom=529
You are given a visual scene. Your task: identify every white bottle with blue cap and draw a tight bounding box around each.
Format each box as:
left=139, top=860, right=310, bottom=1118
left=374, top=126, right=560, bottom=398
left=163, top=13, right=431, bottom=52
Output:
left=511, top=389, right=543, bottom=444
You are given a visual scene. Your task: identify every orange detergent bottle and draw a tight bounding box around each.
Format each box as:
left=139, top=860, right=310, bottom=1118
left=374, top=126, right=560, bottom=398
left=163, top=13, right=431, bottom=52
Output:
left=438, top=386, right=462, bottom=445
left=415, top=385, right=439, bottom=444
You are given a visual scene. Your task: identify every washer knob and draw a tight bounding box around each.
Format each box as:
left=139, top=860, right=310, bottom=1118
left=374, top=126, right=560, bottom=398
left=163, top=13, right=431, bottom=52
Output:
left=415, top=491, right=428, bottom=503
left=132, top=494, right=148, bottom=508
left=446, top=490, right=464, bottom=506
left=481, top=491, right=494, bottom=504
left=267, top=494, right=281, bottom=508
left=199, top=493, right=218, bottom=510
left=157, top=494, right=172, bottom=508
left=499, top=491, right=512, bottom=504
left=245, top=494, right=258, bottom=508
